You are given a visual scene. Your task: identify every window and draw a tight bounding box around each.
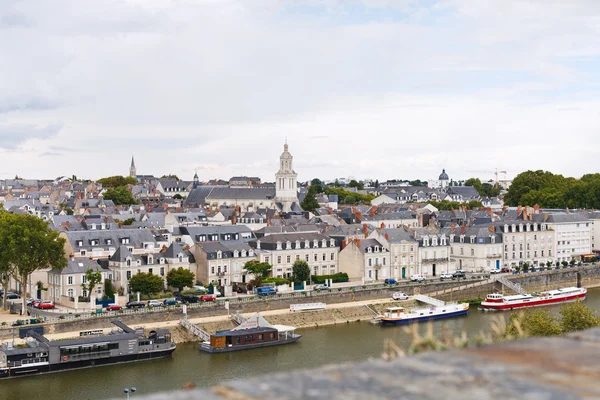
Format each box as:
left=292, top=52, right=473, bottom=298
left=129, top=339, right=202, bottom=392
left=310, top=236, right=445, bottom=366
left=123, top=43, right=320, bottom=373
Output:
left=126, top=259, right=131, bottom=267
left=314, top=254, right=318, bottom=261
left=287, top=255, right=291, bottom=263
left=80, top=250, right=87, bottom=256
left=148, top=268, right=153, bottom=275
left=368, top=259, right=372, bottom=266
left=67, top=288, right=74, bottom=297
left=331, top=253, right=335, bottom=261
left=305, top=254, right=309, bottom=262
left=322, top=254, right=326, bottom=261
left=126, top=271, right=131, bottom=280
left=67, top=276, right=73, bottom=285
left=277, top=256, right=282, bottom=264
left=383, top=258, right=386, bottom=265
left=471, top=249, right=474, bottom=256
left=160, top=267, right=165, bottom=276
left=82, top=275, right=87, bottom=284
left=264, top=256, right=269, bottom=263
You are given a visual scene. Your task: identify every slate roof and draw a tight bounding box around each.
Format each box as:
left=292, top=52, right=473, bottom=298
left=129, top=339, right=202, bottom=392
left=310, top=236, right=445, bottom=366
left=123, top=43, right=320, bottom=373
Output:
left=381, top=228, right=418, bottom=243
left=109, top=245, right=133, bottom=262
left=544, top=213, right=589, bottom=223
left=64, top=229, right=157, bottom=252
left=50, top=258, right=107, bottom=275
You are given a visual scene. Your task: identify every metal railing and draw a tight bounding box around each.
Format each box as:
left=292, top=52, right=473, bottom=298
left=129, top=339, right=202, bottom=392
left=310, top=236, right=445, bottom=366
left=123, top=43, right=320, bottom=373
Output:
left=180, top=317, right=210, bottom=342
left=495, top=276, right=528, bottom=295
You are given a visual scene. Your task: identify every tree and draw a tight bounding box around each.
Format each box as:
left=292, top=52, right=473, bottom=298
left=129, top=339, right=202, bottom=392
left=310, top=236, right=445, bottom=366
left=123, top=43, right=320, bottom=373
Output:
left=0, top=212, right=15, bottom=310
left=167, top=267, right=195, bottom=292
left=310, top=178, right=322, bottom=186
left=81, top=268, right=102, bottom=303
left=129, top=273, right=165, bottom=296
left=0, top=213, right=67, bottom=314
left=348, top=180, right=364, bottom=190
left=374, top=179, right=379, bottom=189
left=506, top=308, right=562, bottom=337
left=301, top=187, right=320, bottom=212
left=161, top=174, right=180, bottom=180
left=409, top=180, right=427, bottom=186
left=103, top=279, right=116, bottom=300
left=115, top=217, right=136, bottom=226
left=97, top=175, right=137, bottom=188
left=559, top=301, right=600, bottom=333
left=173, top=194, right=184, bottom=200
left=103, top=186, right=138, bottom=205
left=243, top=260, right=272, bottom=287
left=292, top=260, right=310, bottom=284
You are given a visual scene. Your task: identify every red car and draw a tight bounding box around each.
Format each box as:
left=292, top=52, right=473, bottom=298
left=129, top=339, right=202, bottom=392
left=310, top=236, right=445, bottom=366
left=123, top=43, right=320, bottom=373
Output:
left=37, top=301, right=55, bottom=309
left=105, top=304, right=122, bottom=311
left=32, top=300, right=42, bottom=308
left=200, top=295, right=215, bottom=302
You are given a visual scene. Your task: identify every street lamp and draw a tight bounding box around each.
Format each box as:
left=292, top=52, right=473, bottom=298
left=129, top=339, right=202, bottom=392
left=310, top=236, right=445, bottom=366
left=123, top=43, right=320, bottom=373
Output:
left=124, top=387, right=136, bottom=399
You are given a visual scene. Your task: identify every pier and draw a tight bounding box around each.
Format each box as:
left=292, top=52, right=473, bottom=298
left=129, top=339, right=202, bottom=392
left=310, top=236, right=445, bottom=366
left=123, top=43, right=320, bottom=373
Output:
left=495, top=275, right=529, bottom=295
left=413, top=294, right=446, bottom=307
left=179, top=318, right=210, bottom=342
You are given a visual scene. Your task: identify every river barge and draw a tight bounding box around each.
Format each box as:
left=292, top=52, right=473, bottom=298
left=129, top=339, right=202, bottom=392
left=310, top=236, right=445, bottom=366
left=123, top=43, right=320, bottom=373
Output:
left=481, top=287, right=587, bottom=311
left=0, top=320, right=176, bottom=379
left=379, top=303, right=469, bottom=326
left=199, top=313, right=301, bottom=353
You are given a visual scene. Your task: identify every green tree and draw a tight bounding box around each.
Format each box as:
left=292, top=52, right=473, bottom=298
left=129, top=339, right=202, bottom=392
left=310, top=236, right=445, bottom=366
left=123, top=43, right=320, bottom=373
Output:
left=301, top=187, right=320, bottom=212
left=103, top=186, right=138, bottom=205
left=409, top=179, right=427, bottom=186
left=464, top=178, right=483, bottom=195
left=166, top=267, right=195, bottom=292
left=97, top=175, right=137, bottom=188
left=243, top=260, right=272, bottom=287
left=0, top=213, right=67, bottom=314
left=173, top=194, right=184, bottom=200
left=115, top=217, right=136, bottom=226
left=161, top=174, right=180, bottom=180
left=129, top=272, right=165, bottom=296
left=310, top=178, right=322, bottom=186
left=506, top=308, right=562, bottom=337
left=292, top=260, right=310, bottom=284
left=348, top=180, right=364, bottom=190
left=103, top=279, right=116, bottom=300
left=559, top=301, right=600, bottom=333
left=81, top=268, right=103, bottom=302
left=0, top=212, right=15, bottom=309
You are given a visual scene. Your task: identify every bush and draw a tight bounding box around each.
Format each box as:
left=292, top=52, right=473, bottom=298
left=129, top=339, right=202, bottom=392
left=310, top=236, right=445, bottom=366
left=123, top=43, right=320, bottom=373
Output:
left=311, top=273, right=349, bottom=284
left=263, top=277, right=291, bottom=285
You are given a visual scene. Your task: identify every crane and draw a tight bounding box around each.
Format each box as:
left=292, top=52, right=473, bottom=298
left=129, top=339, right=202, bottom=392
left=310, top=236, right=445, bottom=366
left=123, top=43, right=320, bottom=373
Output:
left=467, top=169, right=507, bottom=189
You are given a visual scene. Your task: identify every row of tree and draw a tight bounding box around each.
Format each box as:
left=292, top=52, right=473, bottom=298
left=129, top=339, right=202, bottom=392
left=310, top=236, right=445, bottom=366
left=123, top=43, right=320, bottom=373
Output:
left=504, top=170, right=600, bottom=209
left=422, top=200, right=484, bottom=211
left=243, top=260, right=309, bottom=287
left=463, top=178, right=501, bottom=198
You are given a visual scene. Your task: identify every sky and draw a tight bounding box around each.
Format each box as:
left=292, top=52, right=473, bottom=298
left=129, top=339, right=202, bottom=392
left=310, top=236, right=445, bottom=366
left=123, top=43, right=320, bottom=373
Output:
left=1, top=0, right=599, bottom=184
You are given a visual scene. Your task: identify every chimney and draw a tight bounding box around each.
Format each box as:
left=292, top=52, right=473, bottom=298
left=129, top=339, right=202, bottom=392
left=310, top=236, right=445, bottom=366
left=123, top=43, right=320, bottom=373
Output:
left=232, top=216, right=237, bottom=225
left=362, top=223, right=368, bottom=235
left=355, top=239, right=361, bottom=248
left=384, top=233, right=389, bottom=241
left=69, top=254, right=74, bottom=259
left=185, top=244, right=190, bottom=251
left=489, top=225, right=495, bottom=233
left=461, top=226, right=466, bottom=234
left=380, top=222, right=385, bottom=229
left=356, top=211, right=362, bottom=220
left=565, top=209, right=570, bottom=214
left=502, top=206, right=508, bottom=213
left=325, top=225, right=329, bottom=232
left=266, top=218, right=271, bottom=227
left=65, top=221, right=70, bottom=228
left=176, top=207, right=180, bottom=212
left=163, top=203, right=168, bottom=211
left=369, top=209, right=375, bottom=217
left=487, top=207, right=493, bottom=216
left=256, top=240, right=261, bottom=249
left=517, top=205, right=522, bottom=216
left=341, top=239, right=347, bottom=250
left=104, top=216, right=109, bottom=223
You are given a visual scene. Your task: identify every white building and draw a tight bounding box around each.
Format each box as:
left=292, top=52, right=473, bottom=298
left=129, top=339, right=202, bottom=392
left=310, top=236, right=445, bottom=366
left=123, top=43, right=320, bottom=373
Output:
left=275, top=142, right=299, bottom=212
left=447, top=225, right=503, bottom=272
left=543, top=213, right=591, bottom=263
left=338, top=238, right=391, bottom=282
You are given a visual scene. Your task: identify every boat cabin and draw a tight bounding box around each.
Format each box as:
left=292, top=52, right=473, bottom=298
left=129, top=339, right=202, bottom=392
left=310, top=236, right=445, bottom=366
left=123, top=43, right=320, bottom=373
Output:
left=209, top=327, right=279, bottom=350
left=383, top=307, right=408, bottom=319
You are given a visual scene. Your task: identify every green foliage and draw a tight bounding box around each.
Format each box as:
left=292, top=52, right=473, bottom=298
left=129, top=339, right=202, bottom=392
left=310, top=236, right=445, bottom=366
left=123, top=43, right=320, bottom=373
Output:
left=292, top=260, right=310, bottom=283
left=173, top=194, right=184, bottom=199
left=506, top=301, right=600, bottom=338
left=115, top=217, right=136, bottom=226
left=65, top=207, right=74, bottom=215
left=103, top=186, right=138, bottom=205
left=464, top=178, right=501, bottom=198
left=129, top=273, right=165, bottom=296
left=97, top=175, right=137, bottom=188
left=263, top=277, right=291, bottom=285
left=425, top=200, right=484, bottom=211
left=161, top=174, right=180, bottom=180
left=504, top=170, right=600, bottom=208
left=166, top=267, right=195, bottom=292
left=323, top=187, right=375, bottom=205
left=348, top=179, right=364, bottom=190
left=301, top=186, right=320, bottom=212
left=409, top=180, right=427, bottom=186
left=103, top=279, right=116, bottom=300
left=0, top=213, right=67, bottom=312
left=243, top=260, right=272, bottom=286
left=311, top=273, right=349, bottom=284
left=81, top=268, right=103, bottom=300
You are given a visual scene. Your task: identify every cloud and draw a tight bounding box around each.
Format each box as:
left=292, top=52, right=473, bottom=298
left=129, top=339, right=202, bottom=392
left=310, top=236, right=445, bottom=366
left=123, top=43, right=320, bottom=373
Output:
left=0, top=0, right=598, bottom=181
left=0, top=123, right=62, bottom=149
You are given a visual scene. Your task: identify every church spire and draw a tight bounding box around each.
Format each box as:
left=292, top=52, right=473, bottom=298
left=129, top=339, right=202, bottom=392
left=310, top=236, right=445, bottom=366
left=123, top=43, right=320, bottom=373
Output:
left=129, top=155, right=137, bottom=178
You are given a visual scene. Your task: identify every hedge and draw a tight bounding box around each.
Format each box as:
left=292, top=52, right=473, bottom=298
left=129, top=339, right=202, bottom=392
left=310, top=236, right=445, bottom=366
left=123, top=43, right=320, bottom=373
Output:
left=263, top=277, right=291, bottom=285
left=311, top=273, right=349, bottom=284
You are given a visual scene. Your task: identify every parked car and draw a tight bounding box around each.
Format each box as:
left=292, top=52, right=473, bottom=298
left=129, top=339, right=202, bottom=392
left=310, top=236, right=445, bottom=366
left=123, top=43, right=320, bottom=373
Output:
left=6, top=293, right=20, bottom=300
left=501, top=267, right=510, bottom=273
left=26, top=298, right=37, bottom=306
left=200, top=295, right=215, bottom=302
left=193, top=285, right=207, bottom=294
left=440, top=273, right=453, bottom=280
left=163, top=298, right=178, bottom=306
left=147, top=300, right=163, bottom=307
left=105, top=304, right=122, bottom=311
left=38, top=300, right=55, bottom=310
left=181, top=294, right=199, bottom=304
left=384, top=279, right=397, bottom=284
left=126, top=301, right=146, bottom=309
left=313, top=284, right=330, bottom=290
left=392, top=292, right=409, bottom=300
left=32, top=300, right=42, bottom=308
left=490, top=269, right=500, bottom=274
left=410, top=275, right=425, bottom=282
left=452, top=271, right=466, bottom=279
left=256, top=287, right=276, bottom=296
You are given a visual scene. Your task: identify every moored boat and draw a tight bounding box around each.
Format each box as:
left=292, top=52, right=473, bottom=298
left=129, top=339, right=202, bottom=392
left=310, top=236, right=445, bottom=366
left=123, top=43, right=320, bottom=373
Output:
left=199, top=313, right=301, bottom=353
left=0, top=320, right=176, bottom=380
left=481, top=287, right=587, bottom=311
left=379, top=303, right=469, bottom=326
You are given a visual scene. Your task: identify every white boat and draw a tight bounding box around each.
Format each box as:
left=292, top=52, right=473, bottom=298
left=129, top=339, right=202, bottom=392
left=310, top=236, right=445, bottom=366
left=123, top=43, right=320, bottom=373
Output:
left=379, top=303, right=469, bottom=326
left=481, top=287, right=587, bottom=311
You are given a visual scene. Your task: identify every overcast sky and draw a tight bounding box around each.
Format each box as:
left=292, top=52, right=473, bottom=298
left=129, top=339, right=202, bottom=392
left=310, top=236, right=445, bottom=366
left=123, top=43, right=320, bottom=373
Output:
left=1, top=0, right=599, bottom=183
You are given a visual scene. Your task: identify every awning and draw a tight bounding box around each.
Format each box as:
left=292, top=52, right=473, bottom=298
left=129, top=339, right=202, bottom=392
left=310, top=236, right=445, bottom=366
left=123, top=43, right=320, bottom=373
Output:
left=272, top=325, right=296, bottom=332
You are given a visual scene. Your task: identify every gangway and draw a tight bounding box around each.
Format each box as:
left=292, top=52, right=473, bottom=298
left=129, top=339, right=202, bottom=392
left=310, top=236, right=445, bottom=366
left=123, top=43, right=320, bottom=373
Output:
left=180, top=317, right=211, bottom=342
left=231, top=311, right=247, bottom=325
left=414, top=294, right=446, bottom=307
left=496, top=276, right=529, bottom=295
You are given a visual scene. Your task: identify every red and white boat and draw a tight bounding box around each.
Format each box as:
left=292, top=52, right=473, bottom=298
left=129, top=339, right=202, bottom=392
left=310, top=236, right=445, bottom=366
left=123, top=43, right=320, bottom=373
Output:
left=481, top=287, right=587, bottom=311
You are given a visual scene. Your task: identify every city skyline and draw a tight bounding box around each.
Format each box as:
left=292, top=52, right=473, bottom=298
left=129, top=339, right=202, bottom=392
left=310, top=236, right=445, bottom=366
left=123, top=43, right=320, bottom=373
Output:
left=1, top=1, right=599, bottom=181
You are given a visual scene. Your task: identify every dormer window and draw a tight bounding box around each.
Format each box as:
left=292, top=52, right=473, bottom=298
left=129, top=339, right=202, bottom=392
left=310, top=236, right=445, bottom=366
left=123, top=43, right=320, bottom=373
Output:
left=491, top=236, right=496, bottom=244
left=367, top=247, right=372, bottom=253
left=90, top=239, right=98, bottom=246
left=178, top=255, right=183, bottom=263
left=423, top=237, right=429, bottom=246
left=330, top=239, right=335, bottom=247
left=504, top=224, right=509, bottom=233
left=159, top=258, right=165, bottom=264
left=459, top=235, right=464, bottom=243
left=91, top=223, right=96, bottom=230
left=322, top=239, right=327, bottom=247
left=441, top=237, right=446, bottom=246
left=241, top=250, right=247, bottom=257
left=295, top=240, right=301, bottom=249
left=126, top=259, right=131, bottom=267
left=234, top=250, right=239, bottom=258
left=148, top=256, right=153, bottom=264
left=128, top=247, right=134, bottom=253
left=432, top=237, right=437, bottom=246
left=101, top=223, right=106, bottom=230
left=217, top=251, right=222, bottom=259
left=305, top=240, right=310, bottom=248
left=106, top=239, right=112, bottom=245
left=470, top=236, right=475, bottom=244
left=374, top=246, right=379, bottom=252
left=313, top=240, right=319, bottom=248
left=76, top=240, right=83, bottom=247
left=276, top=241, right=282, bottom=250
left=286, top=241, right=292, bottom=250
left=249, top=250, right=254, bottom=257
left=120, top=238, right=130, bottom=244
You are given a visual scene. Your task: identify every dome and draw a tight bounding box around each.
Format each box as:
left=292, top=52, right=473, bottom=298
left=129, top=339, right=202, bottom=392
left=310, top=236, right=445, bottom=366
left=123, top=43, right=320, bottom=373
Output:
left=439, top=169, right=449, bottom=180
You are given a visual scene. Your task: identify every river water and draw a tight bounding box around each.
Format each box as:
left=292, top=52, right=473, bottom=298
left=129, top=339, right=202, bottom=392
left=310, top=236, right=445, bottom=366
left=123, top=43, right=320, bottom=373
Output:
left=5, top=288, right=600, bottom=400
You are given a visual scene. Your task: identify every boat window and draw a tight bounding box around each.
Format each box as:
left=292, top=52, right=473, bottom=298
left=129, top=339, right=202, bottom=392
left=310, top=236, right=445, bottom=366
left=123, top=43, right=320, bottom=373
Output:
left=235, top=337, right=240, bottom=344
left=270, top=333, right=274, bottom=339
left=258, top=334, right=264, bottom=341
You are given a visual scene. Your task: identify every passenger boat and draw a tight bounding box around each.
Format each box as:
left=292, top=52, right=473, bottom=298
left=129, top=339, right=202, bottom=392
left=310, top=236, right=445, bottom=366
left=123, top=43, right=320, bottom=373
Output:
left=0, top=320, right=176, bottom=379
left=379, top=303, right=469, bottom=326
left=481, top=287, right=587, bottom=311
left=199, top=313, right=301, bottom=353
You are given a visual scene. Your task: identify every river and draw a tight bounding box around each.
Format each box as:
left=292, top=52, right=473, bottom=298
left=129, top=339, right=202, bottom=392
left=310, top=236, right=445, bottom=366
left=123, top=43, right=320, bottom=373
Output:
left=5, top=288, right=600, bottom=400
